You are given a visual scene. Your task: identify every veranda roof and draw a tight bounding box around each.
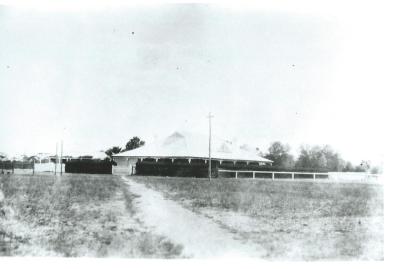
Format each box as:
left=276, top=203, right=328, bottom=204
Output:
left=113, top=131, right=272, bottom=163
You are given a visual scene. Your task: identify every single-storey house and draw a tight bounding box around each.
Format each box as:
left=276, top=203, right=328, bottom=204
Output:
left=112, top=131, right=272, bottom=177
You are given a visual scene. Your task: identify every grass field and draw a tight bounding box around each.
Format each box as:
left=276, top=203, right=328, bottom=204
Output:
left=0, top=174, right=384, bottom=259
left=131, top=176, right=384, bottom=260
left=0, top=174, right=183, bottom=257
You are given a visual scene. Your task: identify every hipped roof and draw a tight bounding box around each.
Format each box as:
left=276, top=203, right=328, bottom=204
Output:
left=114, top=132, right=272, bottom=163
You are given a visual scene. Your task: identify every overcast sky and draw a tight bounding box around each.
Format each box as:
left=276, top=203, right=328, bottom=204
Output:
left=0, top=2, right=389, bottom=165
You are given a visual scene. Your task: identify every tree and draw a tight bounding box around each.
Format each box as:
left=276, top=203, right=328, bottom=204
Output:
left=125, top=136, right=145, bottom=151
left=295, top=145, right=344, bottom=171
left=295, top=145, right=312, bottom=169
left=353, top=160, right=371, bottom=172
left=309, top=146, right=327, bottom=168
left=264, top=142, right=295, bottom=169
left=360, top=160, right=371, bottom=171
left=321, top=145, right=345, bottom=171
left=370, top=166, right=381, bottom=174
left=105, top=146, right=122, bottom=158
left=343, top=161, right=354, bottom=172
left=354, top=165, right=366, bottom=172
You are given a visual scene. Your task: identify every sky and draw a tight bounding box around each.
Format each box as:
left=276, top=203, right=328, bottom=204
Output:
left=0, top=1, right=393, bottom=165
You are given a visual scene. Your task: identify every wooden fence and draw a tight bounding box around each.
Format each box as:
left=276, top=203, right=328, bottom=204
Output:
left=219, top=169, right=381, bottom=182
left=219, top=169, right=329, bottom=180
left=0, top=161, right=34, bottom=174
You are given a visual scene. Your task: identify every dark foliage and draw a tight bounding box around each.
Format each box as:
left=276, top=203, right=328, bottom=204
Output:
left=295, top=145, right=345, bottom=172
left=125, top=137, right=145, bottom=151
left=65, top=160, right=112, bottom=174
left=264, top=141, right=295, bottom=169
left=136, top=161, right=218, bottom=178
left=105, top=146, right=122, bottom=158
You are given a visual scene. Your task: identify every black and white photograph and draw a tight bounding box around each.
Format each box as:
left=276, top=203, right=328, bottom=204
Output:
left=1, top=0, right=395, bottom=264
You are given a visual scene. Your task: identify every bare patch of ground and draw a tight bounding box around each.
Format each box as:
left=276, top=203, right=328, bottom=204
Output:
left=122, top=176, right=264, bottom=258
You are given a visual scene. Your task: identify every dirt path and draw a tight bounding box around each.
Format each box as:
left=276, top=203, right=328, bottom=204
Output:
left=122, top=176, right=264, bottom=258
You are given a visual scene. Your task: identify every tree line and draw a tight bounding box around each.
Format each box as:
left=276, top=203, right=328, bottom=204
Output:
left=263, top=141, right=380, bottom=173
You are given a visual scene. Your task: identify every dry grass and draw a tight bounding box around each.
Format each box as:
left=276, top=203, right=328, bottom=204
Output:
left=131, top=176, right=384, bottom=260
left=132, top=177, right=383, bottom=218
left=0, top=174, right=183, bottom=257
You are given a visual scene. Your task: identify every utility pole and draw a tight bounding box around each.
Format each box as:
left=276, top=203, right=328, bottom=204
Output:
left=207, top=113, right=214, bottom=181
left=55, top=142, right=58, bottom=175
left=60, top=140, right=63, bottom=176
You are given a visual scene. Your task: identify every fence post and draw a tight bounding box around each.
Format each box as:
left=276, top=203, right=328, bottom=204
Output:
left=252, top=171, right=255, bottom=179
left=313, top=173, right=316, bottom=181
left=292, top=173, right=294, bottom=180
left=235, top=171, right=238, bottom=179
left=272, top=172, right=274, bottom=181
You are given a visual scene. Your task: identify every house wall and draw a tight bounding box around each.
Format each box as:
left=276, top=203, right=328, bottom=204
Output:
left=112, top=156, right=138, bottom=175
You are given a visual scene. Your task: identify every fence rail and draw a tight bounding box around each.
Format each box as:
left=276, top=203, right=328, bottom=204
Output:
left=218, top=169, right=328, bottom=180
left=218, top=169, right=381, bottom=182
